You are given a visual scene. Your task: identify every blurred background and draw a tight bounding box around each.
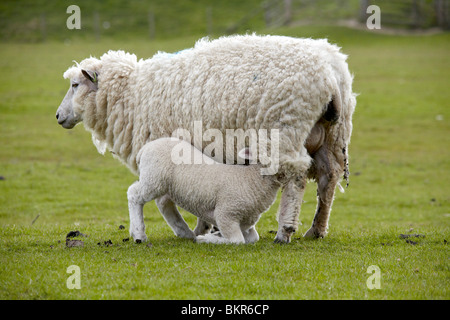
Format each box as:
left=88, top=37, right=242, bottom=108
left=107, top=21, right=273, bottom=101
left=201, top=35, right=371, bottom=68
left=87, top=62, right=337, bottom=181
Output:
left=0, top=0, right=448, bottom=42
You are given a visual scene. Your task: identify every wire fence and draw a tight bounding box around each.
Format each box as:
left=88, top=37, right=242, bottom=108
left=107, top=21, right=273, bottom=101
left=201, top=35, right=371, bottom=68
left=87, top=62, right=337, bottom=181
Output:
left=254, top=0, right=449, bottom=29
left=1, top=0, right=448, bottom=42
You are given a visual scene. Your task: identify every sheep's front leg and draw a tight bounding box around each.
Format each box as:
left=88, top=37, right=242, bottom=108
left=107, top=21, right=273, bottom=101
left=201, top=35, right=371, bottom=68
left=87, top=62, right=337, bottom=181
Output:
left=155, top=194, right=195, bottom=239
left=304, top=144, right=341, bottom=238
left=127, top=181, right=149, bottom=243
left=274, top=176, right=307, bottom=244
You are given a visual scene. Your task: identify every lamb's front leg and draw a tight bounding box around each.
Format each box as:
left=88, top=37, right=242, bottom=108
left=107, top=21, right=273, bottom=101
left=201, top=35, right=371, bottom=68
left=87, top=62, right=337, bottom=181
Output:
left=127, top=181, right=149, bottom=243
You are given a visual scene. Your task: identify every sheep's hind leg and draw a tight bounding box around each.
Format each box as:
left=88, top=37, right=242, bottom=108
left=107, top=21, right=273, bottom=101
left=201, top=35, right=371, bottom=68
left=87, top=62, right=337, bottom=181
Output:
left=155, top=194, right=195, bottom=240
left=274, top=142, right=312, bottom=244
left=127, top=181, right=150, bottom=243
left=304, top=144, right=341, bottom=239
left=274, top=176, right=307, bottom=244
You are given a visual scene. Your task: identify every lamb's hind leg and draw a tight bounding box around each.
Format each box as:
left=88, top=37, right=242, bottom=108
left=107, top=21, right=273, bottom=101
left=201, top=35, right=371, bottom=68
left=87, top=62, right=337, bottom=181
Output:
left=155, top=194, right=195, bottom=239
left=243, top=227, right=259, bottom=244
left=196, top=210, right=245, bottom=244
left=193, top=219, right=213, bottom=236
left=304, top=143, right=341, bottom=238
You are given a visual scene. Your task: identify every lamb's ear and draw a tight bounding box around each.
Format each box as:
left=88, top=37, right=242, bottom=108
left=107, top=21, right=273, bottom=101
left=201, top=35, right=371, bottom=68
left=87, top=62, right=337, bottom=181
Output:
left=81, top=69, right=98, bottom=84
left=238, top=148, right=255, bottom=161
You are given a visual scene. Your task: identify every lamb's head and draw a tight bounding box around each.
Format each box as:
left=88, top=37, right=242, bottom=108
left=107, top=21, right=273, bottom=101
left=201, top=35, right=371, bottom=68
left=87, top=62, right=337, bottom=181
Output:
left=56, top=60, right=100, bottom=129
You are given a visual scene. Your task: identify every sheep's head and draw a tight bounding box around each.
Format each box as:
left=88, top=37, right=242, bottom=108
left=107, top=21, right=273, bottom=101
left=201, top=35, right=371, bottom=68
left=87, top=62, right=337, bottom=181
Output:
left=56, top=66, right=99, bottom=129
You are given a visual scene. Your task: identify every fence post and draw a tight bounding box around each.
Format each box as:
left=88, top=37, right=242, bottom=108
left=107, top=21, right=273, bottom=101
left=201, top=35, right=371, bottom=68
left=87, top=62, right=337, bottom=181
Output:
left=359, top=0, right=369, bottom=23
left=148, top=11, right=155, bottom=40
left=284, top=0, right=292, bottom=25
left=263, top=1, right=272, bottom=27
left=40, top=13, right=47, bottom=42
left=206, top=6, right=213, bottom=36
left=93, top=11, right=100, bottom=41
left=434, top=0, right=449, bottom=29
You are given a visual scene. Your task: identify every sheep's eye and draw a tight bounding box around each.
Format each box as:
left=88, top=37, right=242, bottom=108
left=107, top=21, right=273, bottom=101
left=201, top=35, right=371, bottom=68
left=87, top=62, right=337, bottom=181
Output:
left=72, top=83, right=79, bottom=88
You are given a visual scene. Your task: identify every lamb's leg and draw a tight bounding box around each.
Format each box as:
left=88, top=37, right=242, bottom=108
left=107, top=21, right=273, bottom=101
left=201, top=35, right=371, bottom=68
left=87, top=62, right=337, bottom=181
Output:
left=155, top=194, right=195, bottom=239
left=193, top=218, right=213, bottom=236
left=127, top=181, right=150, bottom=243
left=304, top=144, right=341, bottom=238
left=196, top=211, right=245, bottom=244
left=243, top=227, right=259, bottom=243
left=274, top=176, right=307, bottom=243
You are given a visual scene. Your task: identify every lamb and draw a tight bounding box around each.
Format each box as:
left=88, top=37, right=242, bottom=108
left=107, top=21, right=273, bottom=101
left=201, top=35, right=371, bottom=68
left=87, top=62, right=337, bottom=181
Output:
left=56, top=34, right=356, bottom=243
left=128, top=137, right=282, bottom=244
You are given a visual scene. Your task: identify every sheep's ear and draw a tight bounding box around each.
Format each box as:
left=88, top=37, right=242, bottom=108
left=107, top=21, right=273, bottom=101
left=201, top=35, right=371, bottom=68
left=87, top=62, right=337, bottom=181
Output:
left=81, top=69, right=98, bottom=84
left=238, top=148, right=255, bottom=161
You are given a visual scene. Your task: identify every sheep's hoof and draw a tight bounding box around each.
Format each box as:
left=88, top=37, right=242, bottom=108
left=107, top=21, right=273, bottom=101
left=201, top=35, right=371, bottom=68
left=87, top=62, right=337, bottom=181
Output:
left=273, top=234, right=291, bottom=244
left=304, top=227, right=326, bottom=239
left=273, top=226, right=294, bottom=244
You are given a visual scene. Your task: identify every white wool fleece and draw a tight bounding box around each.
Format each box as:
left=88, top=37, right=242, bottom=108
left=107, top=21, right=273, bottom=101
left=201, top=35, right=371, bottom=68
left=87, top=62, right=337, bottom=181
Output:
left=62, top=34, right=354, bottom=178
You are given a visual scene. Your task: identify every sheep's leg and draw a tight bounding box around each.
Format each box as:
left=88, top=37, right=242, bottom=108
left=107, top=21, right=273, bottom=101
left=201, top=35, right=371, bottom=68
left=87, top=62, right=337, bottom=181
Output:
left=193, top=218, right=213, bottom=236
left=274, top=176, right=307, bottom=244
left=155, top=194, right=195, bottom=239
left=127, top=181, right=150, bottom=243
left=243, top=227, right=259, bottom=243
left=304, top=144, right=341, bottom=238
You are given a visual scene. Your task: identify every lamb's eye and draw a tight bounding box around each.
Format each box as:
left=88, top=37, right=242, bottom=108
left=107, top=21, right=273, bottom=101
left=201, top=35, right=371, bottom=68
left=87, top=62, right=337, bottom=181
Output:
left=72, top=83, right=79, bottom=88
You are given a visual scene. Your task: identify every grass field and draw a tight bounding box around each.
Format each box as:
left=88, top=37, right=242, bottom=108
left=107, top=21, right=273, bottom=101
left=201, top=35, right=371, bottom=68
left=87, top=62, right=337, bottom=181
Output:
left=0, top=25, right=449, bottom=300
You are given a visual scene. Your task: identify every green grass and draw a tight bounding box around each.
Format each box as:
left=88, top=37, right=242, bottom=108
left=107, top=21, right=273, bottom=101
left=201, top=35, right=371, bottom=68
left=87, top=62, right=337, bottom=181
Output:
left=0, top=26, right=449, bottom=299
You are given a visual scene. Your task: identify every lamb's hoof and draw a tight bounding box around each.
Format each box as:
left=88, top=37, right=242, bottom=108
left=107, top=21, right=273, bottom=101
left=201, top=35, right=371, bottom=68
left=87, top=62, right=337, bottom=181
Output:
left=195, top=235, right=209, bottom=244
left=133, top=235, right=148, bottom=243
left=304, top=227, right=326, bottom=239
left=176, top=231, right=196, bottom=240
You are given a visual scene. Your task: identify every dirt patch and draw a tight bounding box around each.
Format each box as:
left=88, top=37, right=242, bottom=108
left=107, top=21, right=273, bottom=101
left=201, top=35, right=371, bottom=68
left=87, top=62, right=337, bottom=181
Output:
left=65, top=230, right=87, bottom=248
left=66, top=239, right=84, bottom=248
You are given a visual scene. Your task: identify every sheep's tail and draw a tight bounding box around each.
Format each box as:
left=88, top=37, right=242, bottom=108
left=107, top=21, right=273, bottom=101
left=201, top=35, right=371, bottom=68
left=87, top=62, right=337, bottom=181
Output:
left=329, top=76, right=350, bottom=188
left=324, top=76, right=351, bottom=188
left=322, top=76, right=342, bottom=124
